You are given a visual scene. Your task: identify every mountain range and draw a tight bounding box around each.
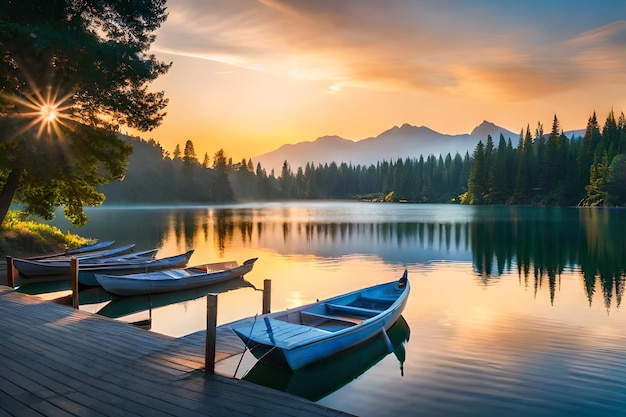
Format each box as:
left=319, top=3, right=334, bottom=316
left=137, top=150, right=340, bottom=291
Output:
left=252, top=121, right=584, bottom=173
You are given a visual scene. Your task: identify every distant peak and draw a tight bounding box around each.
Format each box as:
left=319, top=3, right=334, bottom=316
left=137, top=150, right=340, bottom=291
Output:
left=471, top=120, right=512, bottom=138
left=314, top=135, right=351, bottom=143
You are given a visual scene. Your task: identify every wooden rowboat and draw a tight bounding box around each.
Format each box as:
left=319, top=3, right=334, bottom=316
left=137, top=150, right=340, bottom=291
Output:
left=12, top=244, right=138, bottom=277
left=24, top=240, right=116, bottom=260
left=228, top=270, right=410, bottom=371
left=77, top=250, right=195, bottom=286
left=94, top=257, right=258, bottom=296
left=242, top=315, right=410, bottom=401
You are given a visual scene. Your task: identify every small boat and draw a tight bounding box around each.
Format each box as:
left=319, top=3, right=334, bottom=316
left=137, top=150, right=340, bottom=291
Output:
left=228, top=270, right=410, bottom=371
left=242, top=315, right=410, bottom=401
left=77, top=250, right=195, bottom=286
left=24, top=240, right=116, bottom=260
left=12, top=244, right=138, bottom=277
left=94, top=257, right=258, bottom=296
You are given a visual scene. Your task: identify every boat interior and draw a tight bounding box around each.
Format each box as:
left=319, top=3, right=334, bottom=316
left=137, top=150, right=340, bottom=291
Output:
left=272, top=292, right=395, bottom=332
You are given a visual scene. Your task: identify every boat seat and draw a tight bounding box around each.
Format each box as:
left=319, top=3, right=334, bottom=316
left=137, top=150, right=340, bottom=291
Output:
left=300, top=311, right=359, bottom=327
left=359, top=294, right=396, bottom=304
left=326, top=303, right=381, bottom=317
left=161, top=269, right=189, bottom=278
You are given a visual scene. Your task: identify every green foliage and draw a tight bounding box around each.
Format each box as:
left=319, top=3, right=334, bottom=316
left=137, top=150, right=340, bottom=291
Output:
left=0, top=210, right=88, bottom=257
left=96, top=109, right=626, bottom=208
left=604, top=154, right=626, bottom=204
left=0, top=0, right=170, bottom=130
left=100, top=137, right=236, bottom=204
left=464, top=110, right=626, bottom=207
left=0, top=0, right=169, bottom=226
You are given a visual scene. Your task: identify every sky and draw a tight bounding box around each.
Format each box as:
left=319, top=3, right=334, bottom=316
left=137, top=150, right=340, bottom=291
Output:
left=133, top=0, right=626, bottom=162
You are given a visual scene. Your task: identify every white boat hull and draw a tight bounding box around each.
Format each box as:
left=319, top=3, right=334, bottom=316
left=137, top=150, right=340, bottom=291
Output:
left=95, top=258, right=258, bottom=296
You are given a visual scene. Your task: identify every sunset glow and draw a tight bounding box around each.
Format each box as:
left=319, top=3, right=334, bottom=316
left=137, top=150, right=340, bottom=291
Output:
left=132, top=1, right=626, bottom=162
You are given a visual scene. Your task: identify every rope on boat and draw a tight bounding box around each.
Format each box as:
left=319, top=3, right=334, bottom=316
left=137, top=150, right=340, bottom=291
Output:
left=233, top=313, right=281, bottom=378
left=234, top=313, right=258, bottom=377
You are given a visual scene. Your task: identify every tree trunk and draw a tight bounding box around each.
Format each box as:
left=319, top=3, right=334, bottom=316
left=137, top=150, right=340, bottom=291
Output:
left=0, top=167, right=22, bottom=225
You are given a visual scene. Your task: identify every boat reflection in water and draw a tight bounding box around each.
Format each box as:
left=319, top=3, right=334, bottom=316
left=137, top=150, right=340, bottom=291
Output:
left=95, top=277, right=255, bottom=321
left=15, top=279, right=73, bottom=295
left=242, top=315, right=410, bottom=402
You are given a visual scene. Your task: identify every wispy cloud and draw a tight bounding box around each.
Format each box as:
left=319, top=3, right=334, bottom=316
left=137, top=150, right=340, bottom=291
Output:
left=154, top=1, right=626, bottom=101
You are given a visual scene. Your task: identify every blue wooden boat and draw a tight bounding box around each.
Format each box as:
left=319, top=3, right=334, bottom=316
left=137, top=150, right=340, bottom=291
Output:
left=242, top=315, right=410, bottom=401
left=228, top=270, right=410, bottom=370
left=94, top=257, right=258, bottom=296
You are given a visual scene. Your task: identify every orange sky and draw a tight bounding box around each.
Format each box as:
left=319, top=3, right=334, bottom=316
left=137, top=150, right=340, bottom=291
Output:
left=130, top=0, right=626, bottom=163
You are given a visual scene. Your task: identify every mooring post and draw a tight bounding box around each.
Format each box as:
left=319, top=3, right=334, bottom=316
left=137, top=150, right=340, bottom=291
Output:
left=262, top=279, right=271, bottom=314
left=205, top=293, right=217, bottom=374
left=70, top=257, right=79, bottom=309
left=6, top=256, right=16, bottom=288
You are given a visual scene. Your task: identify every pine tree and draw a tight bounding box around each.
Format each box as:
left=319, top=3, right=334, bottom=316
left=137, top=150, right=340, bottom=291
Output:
left=467, top=141, right=487, bottom=204
left=183, top=140, right=197, bottom=166
left=0, top=0, right=170, bottom=225
left=173, top=144, right=182, bottom=160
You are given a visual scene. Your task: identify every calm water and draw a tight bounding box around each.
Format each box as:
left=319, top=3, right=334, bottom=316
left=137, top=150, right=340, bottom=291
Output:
left=25, top=202, right=626, bottom=417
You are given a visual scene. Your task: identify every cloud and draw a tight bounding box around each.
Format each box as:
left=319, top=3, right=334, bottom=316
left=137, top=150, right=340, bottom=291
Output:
left=154, top=1, right=626, bottom=101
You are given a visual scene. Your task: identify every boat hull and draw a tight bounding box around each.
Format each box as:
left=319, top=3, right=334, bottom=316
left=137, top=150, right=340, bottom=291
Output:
left=229, top=273, right=410, bottom=370
left=243, top=315, right=411, bottom=401
left=77, top=250, right=194, bottom=286
left=24, top=241, right=115, bottom=260
left=95, top=258, right=257, bottom=296
left=12, top=244, right=138, bottom=277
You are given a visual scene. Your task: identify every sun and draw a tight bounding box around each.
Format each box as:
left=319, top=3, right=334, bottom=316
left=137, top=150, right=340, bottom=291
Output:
left=40, top=104, right=58, bottom=123
left=10, top=86, right=74, bottom=140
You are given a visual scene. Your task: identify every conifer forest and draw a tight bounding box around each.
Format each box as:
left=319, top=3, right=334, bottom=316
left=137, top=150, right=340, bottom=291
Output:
left=103, top=110, right=626, bottom=207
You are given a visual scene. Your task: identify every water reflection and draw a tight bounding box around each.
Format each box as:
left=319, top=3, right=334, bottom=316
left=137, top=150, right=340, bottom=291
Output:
left=95, top=277, right=254, bottom=320
left=470, top=207, right=625, bottom=309
left=51, top=204, right=626, bottom=309
left=42, top=203, right=626, bottom=417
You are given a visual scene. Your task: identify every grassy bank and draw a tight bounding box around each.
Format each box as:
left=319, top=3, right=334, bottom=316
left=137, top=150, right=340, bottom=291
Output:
left=0, top=211, right=90, bottom=259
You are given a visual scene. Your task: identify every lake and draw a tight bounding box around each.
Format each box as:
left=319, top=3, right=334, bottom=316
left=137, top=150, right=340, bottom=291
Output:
left=28, top=202, right=626, bottom=417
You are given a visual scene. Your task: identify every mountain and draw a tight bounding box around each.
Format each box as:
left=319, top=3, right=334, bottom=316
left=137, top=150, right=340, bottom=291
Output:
left=252, top=121, right=518, bottom=174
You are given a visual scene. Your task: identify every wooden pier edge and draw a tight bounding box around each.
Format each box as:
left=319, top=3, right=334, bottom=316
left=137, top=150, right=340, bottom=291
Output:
left=0, top=285, right=356, bottom=417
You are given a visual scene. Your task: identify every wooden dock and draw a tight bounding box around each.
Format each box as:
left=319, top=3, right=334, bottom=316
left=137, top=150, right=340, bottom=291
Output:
left=0, top=285, right=354, bottom=417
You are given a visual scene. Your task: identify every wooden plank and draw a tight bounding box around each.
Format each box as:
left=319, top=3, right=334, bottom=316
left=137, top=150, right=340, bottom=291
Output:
left=0, top=286, right=356, bottom=417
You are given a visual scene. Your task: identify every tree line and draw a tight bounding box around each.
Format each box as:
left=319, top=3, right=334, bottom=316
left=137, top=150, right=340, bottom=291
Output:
left=3, top=2, right=625, bottom=230
left=464, top=110, right=626, bottom=206
left=103, top=109, right=626, bottom=208
left=101, top=135, right=473, bottom=204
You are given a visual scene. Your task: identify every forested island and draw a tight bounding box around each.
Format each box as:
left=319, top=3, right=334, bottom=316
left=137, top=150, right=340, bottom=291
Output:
left=104, top=110, right=626, bottom=207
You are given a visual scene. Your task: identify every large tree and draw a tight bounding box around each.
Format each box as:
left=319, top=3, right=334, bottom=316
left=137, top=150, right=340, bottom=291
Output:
left=0, top=0, right=170, bottom=225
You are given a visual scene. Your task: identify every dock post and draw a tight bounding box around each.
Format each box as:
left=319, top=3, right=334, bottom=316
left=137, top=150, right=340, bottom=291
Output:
left=205, top=293, right=217, bottom=374
left=70, top=257, right=79, bottom=309
left=262, top=279, right=271, bottom=314
left=6, top=256, right=16, bottom=288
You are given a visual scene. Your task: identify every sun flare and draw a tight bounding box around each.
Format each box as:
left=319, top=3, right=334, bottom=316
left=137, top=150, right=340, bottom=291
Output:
left=6, top=85, right=75, bottom=140
left=40, top=104, right=58, bottom=123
